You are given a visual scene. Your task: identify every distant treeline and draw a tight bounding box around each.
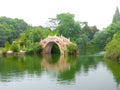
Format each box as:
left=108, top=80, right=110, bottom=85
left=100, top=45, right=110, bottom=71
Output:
left=0, top=7, right=120, bottom=59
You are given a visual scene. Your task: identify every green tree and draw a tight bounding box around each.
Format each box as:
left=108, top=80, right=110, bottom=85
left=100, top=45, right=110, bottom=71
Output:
left=17, top=26, right=56, bottom=54
left=80, top=22, right=99, bottom=40
left=77, top=22, right=99, bottom=50
left=112, top=7, right=120, bottom=23
left=106, top=22, right=120, bottom=37
left=105, top=7, right=120, bottom=41
left=49, top=13, right=81, bottom=41
left=91, top=7, right=120, bottom=50
left=0, top=23, right=13, bottom=46
left=113, top=31, right=120, bottom=40
left=105, top=32, right=120, bottom=60
left=0, top=16, right=29, bottom=47
left=76, top=34, right=90, bottom=49
left=92, top=30, right=110, bottom=49
left=105, top=39, right=120, bottom=60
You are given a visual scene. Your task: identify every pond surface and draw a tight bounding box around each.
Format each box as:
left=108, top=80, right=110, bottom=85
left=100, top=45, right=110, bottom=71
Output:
left=0, top=54, right=120, bottom=90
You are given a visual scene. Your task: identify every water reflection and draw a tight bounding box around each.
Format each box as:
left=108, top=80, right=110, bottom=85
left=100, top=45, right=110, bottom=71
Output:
left=0, top=55, right=104, bottom=83
left=41, top=55, right=70, bottom=73
left=41, top=54, right=104, bottom=84
left=1, top=54, right=120, bottom=90
left=105, top=59, right=120, bottom=86
left=0, top=56, right=42, bottom=82
left=78, top=55, right=104, bottom=72
left=41, top=54, right=79, bottom=83
left=1, top=54, right=120, bottom=87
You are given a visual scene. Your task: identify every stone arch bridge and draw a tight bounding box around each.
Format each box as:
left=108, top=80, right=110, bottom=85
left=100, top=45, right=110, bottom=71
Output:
left=40, top=35, right=71, bottom=55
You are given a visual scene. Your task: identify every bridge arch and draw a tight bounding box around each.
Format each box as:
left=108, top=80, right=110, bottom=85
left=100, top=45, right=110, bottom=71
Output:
left=40, top=35, right=71, bottom=55
left=44, top=42, right=60, bottom=54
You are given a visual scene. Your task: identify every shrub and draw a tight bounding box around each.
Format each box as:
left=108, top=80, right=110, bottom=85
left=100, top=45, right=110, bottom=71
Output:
left=26, top=49, right=34, bottom=54
left=26, top=42, right=43, bottom=55
left=67, top=43, right=78, bottom=55
left=11, top=43, right=19, bottom=52
left=105, top=39, right=120, bottom=60
left=4, top=41, right=11, bottom=51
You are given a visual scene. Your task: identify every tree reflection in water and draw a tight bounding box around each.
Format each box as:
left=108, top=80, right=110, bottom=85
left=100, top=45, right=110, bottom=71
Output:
left=105, top=59, right=120, bottom=88
left=41, top=54, right=103, bottom=84
left=0, top=55, right=42, bottom=82
left=0, top=54, right=105, bottom=84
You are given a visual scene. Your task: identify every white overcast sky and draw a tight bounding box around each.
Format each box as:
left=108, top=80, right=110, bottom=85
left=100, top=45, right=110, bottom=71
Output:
left=0, top=0, right=120, bottom=29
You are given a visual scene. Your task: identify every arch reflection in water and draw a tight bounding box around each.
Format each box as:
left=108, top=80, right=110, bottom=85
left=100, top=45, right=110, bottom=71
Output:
left=41, top=54, right=70, bottom=73
left=0, top=55, right=114, bottom=85
left=41, top=54, right=79, bottom=83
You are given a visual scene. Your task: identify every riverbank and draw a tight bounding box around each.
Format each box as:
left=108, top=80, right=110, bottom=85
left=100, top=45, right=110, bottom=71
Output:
left=0, top=50, right=26, bottom=56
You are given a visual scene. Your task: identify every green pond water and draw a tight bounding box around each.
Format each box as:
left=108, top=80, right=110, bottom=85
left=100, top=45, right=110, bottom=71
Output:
left=0, top=53, right=120, bottom=90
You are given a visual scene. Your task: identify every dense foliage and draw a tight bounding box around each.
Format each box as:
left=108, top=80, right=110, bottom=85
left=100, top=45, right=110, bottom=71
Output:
left=4, top=41, right=11, bottom=51
left=0, top=7, right=120, bottom=57
left=11, top=42, right=19, bottom=52
left=48, top=13, right=99, bottom=49
left=48, top=13, right=81, bottom=41
left=67, top=43, right=78, bottom=55
left=0, top=16, right=29, bottom=46
left=92, top=30, right=109, bottom=49
left=77, top=23, right=99, bottom=49
left=104, top=7, right=120, bottom=60
left=105, top=32, right=120, bottom=60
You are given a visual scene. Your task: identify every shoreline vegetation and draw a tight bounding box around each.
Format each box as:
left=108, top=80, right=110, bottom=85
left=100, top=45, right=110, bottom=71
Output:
left=0, top=7, right=120, bottom=60
left=0, top=37, right=79, bottom=56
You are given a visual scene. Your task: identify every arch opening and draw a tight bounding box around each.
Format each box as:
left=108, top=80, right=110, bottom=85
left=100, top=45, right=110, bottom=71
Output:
left=44, top=42, right=60, bottom=54
left=51, top=43, right=60, bottom=54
